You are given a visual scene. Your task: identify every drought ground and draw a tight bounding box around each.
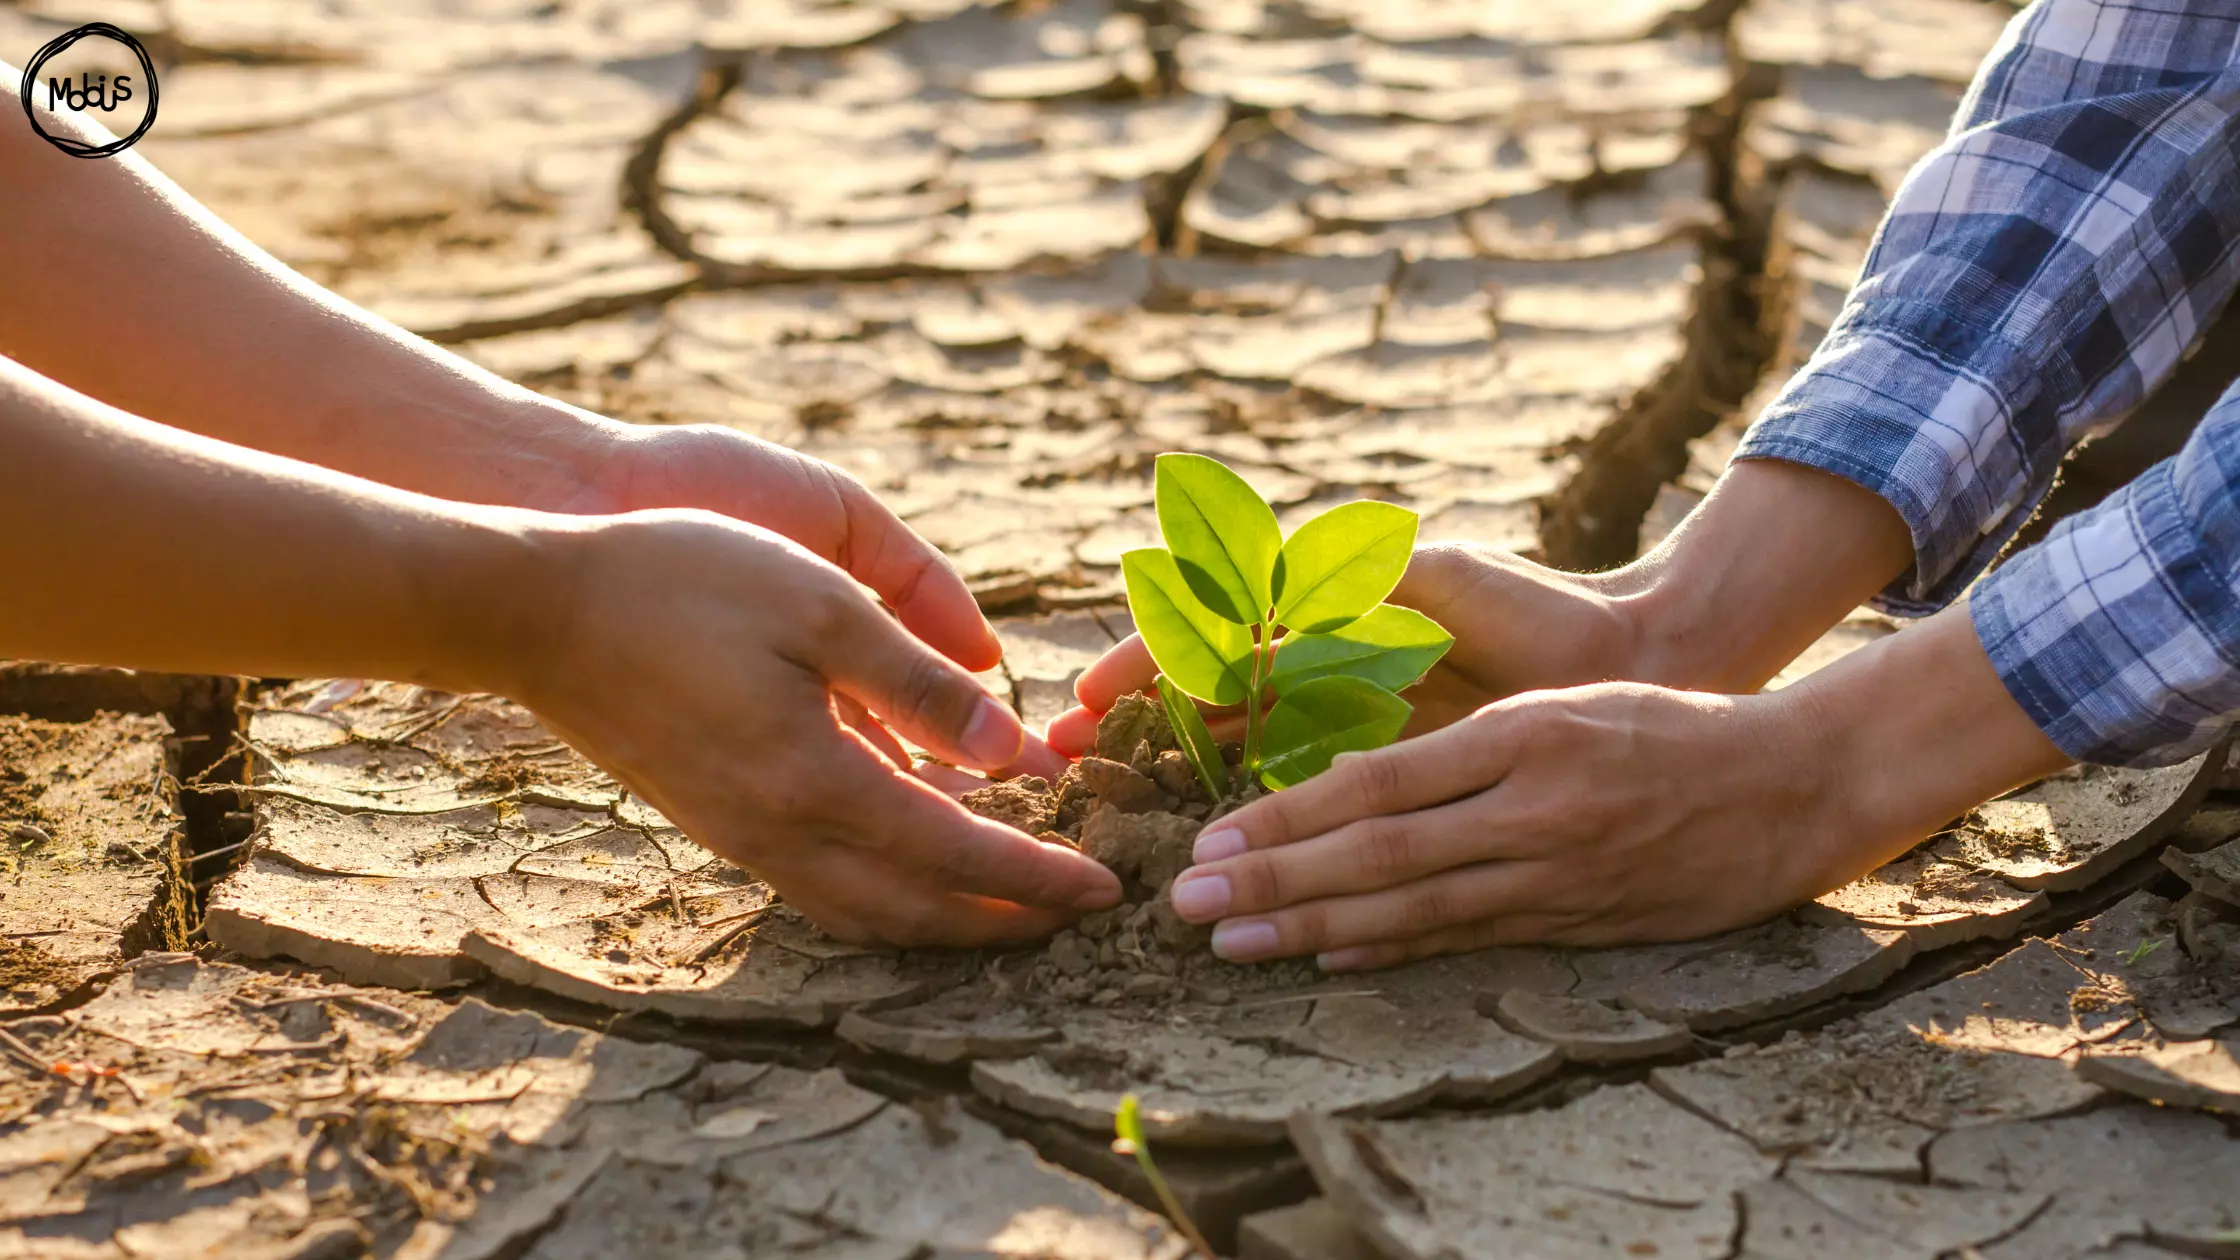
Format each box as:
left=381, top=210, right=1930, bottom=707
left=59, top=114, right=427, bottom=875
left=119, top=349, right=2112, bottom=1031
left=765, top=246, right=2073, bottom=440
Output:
left=0, top=0, right=2237, bottom=1256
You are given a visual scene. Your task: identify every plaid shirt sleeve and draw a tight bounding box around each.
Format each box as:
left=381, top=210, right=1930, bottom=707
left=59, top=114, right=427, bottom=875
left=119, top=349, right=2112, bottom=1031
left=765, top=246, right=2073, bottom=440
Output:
left=1731, top=0, right=2240, bottom=765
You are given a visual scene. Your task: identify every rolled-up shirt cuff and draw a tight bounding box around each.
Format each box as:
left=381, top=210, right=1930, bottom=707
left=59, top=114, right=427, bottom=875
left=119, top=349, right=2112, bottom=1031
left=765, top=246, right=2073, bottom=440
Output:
left=1970, top=457, right=2240, bottom=767
left=1733, top=298, right=2045, bottom=617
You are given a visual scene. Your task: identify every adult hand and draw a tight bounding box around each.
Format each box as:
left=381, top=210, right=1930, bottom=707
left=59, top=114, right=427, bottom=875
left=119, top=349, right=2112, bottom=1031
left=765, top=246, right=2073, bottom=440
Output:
left=1048, top=460, right=1918, bottom=755
left=582, top=424, right=1066, bottom=780
left=1047, top=544, right=1640, bottom=755
left=514, top=509, right=1121, bottom=947
left=1158, top=607, right=2069, bottom=968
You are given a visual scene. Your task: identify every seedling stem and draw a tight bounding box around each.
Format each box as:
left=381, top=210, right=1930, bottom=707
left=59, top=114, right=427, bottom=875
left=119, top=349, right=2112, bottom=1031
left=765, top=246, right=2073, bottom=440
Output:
left=1123, top=453, right=1451, bottom=792
left=1113, top=1094, right=1214, bottom=1257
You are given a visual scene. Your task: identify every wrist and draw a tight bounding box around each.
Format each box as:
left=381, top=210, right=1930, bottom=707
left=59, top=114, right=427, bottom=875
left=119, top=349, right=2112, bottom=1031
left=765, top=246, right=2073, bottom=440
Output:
left=483, top=392, right=639, bottom=515
left=1600, top=460, right=1914, bottom=692
left=1774, top=604, right=2072, bottom=892
left=409, top=503, right=589, bottom=701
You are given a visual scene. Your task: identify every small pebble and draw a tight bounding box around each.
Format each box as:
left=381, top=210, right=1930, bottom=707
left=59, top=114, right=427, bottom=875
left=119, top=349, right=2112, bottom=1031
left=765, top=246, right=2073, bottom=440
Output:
left=1722, top=1042, right=1756, bottom=1059
left=1193, top=984, right=1233, bottom=1005
left=1091, top=988, right=1123, bottom=1006
left=1050, top=931, right=1097, bottom=977
left=9, top=824, right=50, bottom=846
left=1123, top=974, right=1167, bottom=999
left=1078, top=910, right=1115, bottom=939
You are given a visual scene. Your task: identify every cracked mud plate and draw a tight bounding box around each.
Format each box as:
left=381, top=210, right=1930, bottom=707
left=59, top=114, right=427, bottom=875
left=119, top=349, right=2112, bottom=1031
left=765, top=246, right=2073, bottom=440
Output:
left=1292, top=1084, right=1773, bottom=1260
left=0, top=956, right=1186, bottom=1259
left=0, top=715, right=185, bottom=1014
left=207, top=684, right=944, bottom=1026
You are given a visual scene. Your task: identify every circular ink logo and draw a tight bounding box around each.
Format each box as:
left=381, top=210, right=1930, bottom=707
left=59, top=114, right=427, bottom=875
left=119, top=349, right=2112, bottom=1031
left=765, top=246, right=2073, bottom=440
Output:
left=18, top=22, right=159, bottom=158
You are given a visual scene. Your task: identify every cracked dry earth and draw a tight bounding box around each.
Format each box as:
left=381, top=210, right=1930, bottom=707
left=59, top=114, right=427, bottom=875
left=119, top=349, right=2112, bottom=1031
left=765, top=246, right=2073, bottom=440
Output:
left=4, top=0, right=2240, bottom=1256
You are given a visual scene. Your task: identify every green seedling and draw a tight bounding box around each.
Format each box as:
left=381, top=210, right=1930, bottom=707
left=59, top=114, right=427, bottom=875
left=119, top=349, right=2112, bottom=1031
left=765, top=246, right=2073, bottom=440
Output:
left=2121, top=937, right=2164, bottom=966
left=1113, top=1093, right=1213, bottom=1257
left=1125, top=453, right=1451, bottom=796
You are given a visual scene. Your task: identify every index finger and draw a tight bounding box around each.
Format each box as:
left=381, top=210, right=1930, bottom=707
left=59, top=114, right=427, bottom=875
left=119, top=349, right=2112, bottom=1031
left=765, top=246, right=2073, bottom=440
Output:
left=1191, top=716, right=1515, bottom=864
left=826, top=471, right=1003, bottom=673
left=753, top=843, right=1074, bottom=948
left=813, top=728, right=1121, bottom=913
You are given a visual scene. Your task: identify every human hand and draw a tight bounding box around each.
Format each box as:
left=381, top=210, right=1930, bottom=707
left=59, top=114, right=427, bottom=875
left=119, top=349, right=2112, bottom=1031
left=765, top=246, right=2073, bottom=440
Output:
left=579, top=424, right=1065, bottom=780
left=1048, top=459, right=1919, bottom=755
left=1047, top=544, right=1640, bottom=755
left=1158, top=606, right=2070, bottom=968
left=509, top=509, right=1121, bottom=947
left=581, top=426, right=991, bottom=660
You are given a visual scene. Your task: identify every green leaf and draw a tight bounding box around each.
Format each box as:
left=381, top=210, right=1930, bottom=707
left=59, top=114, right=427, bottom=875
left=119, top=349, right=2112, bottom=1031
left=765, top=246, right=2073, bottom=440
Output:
left=1121, top=549, right=1251, bottom=706
left=1157, top=673, right=1231, bottom=804
left=1270, top=604, right=1453, bottom=694
left=1113, top=1093, right=1144, bottom=1154
left=1257, top=675, right=1412, bottom=790
left=1155, top=453, right=1281, bottom=626
left=1272, top=501, right=1418, bottom=634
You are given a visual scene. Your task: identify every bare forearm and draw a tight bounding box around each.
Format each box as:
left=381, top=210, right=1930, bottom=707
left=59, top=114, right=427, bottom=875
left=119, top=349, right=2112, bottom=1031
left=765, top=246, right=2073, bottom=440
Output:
left=1607, top=459, right=1914, bottom=692
left=0, top=67, right=627, bottom=511
left=0, top=355, right=557, bottom=690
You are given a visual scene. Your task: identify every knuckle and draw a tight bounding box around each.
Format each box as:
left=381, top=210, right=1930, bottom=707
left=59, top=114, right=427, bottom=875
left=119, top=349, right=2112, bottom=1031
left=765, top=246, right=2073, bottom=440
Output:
left=798, top=581, right=860, bottom=644
left=897, top=652, right=961, bottom=722
left=1349, top=751, right=1407, bottom=810
left=1411, top=543, right=1474, bottom=577
left=1232, top=855, right=1288, bottom=912
left=1282, top=904, right=1332, bottom=953
left=1353, top=819, right=1417, bottom=883
left=1399, top=881, right=1459, bottom=934
left=910, top=831, right=977, bottom=889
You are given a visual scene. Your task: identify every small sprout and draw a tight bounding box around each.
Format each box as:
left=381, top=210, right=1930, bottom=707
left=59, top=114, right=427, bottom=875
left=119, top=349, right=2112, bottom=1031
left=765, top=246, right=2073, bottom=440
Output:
left=1156, top=673, right=1229, bottom=804
left=1123, top=453, right=1452, bottom=798
left=1114, top=1093, right=1214, bottom=1257
left=2121, top=937, right=2164, bottom=966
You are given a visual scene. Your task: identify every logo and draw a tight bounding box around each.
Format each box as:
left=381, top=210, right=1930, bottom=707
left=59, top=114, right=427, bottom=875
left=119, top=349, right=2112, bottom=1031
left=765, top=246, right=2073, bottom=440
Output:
left=17, top=22, right=159, bottom=158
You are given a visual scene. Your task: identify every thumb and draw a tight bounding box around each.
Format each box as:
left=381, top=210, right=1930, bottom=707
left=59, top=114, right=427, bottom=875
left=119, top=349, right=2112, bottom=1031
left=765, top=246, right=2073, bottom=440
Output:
left=808, top=590, right=1026, bottom=772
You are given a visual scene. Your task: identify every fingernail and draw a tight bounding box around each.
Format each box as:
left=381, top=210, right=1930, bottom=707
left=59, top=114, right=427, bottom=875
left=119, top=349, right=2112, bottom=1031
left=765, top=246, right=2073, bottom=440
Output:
left=1193, top=826, right=1247, bottom=863
left=1073, top=880, right=1121, bottom=912
left=960, top=696, right=1023, bottom=768
left=1211, top=919, right=1278, bottom=963
left=1318, top=948, right=1374, bottom=972
left=1169, top=872, right=1231, bottom=921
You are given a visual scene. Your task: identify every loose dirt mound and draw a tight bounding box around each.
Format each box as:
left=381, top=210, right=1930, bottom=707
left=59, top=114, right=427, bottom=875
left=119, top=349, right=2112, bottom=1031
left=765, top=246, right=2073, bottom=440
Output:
left=962, top=691, right=1314, bottom=1006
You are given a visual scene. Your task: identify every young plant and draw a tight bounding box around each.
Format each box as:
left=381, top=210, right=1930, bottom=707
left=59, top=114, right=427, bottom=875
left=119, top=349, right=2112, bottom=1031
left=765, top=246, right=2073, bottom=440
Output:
left=1124, top=453, right=1452, bottom=796
left=1113, top=1093, right=1213, bottom=1257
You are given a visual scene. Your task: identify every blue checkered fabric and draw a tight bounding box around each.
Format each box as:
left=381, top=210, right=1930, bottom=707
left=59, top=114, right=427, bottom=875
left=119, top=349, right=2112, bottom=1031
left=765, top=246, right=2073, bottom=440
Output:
left=1733, top=0, right=2240, bottom=765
